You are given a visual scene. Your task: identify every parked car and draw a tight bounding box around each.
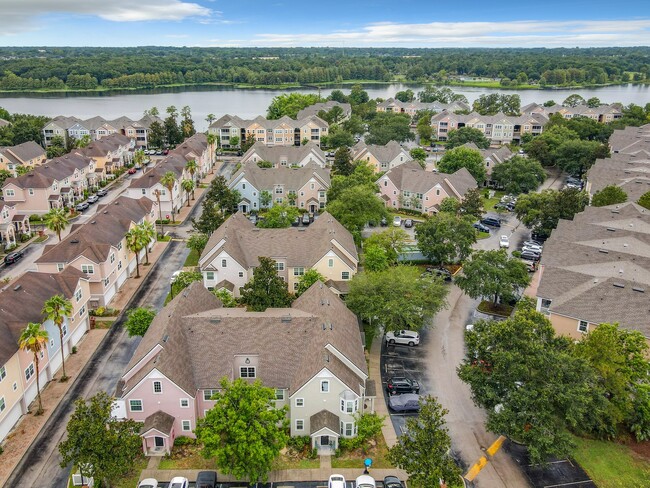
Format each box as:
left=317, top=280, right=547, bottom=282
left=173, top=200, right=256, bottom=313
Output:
left=523, top=240, right=542, bottom=249
left=393, top=215, right=402, bottom=227
left=473, top=222, right=490, bottom=233
left=505, top=202, right=516, bottom=212
left=386, top=377, right=420, bottom=395
left=137, top=479, right=158, bottom=488
left=302, top=213, right=310, bottom=225
left=196, top=471, right=217, bottom=488
left=75, top=202, right=89, bottom=212
left=4, top=250, right=24, bottom=265
left=96, top=188, right=108, bottom=197
left=499, top=235, right=510, bottom=248
left=328, top=474, right=346, bottom=488
left=481, top=217, right=501, bottom=228
left=425, top=266, right=452, bottom=282
left=385, top=330, right=420, bottom=346
left=292, top=216, right=300, bottom=227
left=355, top=474, right=377, bottom=488
left=531, top=230, right=549, bottom=243
left=521, top=246, right=541, bottom=256
left=383, top=476, right=404, bottom=488
left=87, top=194, right=99, bottom=204
left=520, top=251, right=541, bottom=262
left=128, top=167, right=137, bottom=174
left=522, top=243, right=542, bottom=253
left=169, top=477, right=189, bottom=488
left=380, top=216, right=388, bottom=227
left=388, top=393, right=421, bottom=413
left=404, top=218, right=413, bottom=228
left=521, top=259, right=538, bottom=272
left=367, top=219, right=376, bottom=227
left=155, top=150, right=163, bottom=156
left=163, top=149, right=170, bottom=155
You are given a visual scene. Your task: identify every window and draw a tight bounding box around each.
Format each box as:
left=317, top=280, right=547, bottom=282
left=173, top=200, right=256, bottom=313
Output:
left=319, top=191, right=326, bottom=198
left=320, top=380, right=329, bottom=393
left=242, top=183, right=246, bottom=190
left=341, top=421, right=354, bottom=437
left=117, top=242, right=122, bottom=250
left=295, top=419, right=304, bottom=431
left=578, top=321, right=589, bottom=333
left=0, top=366, right=5, bottom=381
left=341, top=271, right=350, bottom=280
left=221, top=259, right=227, bottom=267
left=180, top=398, right=190, bottom=408
left=384, top=180, right=388, bottom=187
left=240, top=366, right=256, bottom=378
left=5, top=189, right=14, bottom=197
left=81, top=264, right=94, bottom=274
left=79, top=306, right=85, bottom=318
left=0, top=397, right=4, bottom=413
left=28, top=188, right=34, bottom=196
left=129, top=400, right=143, bottom=412
left=275, top=389, right=285, bottom=400
left=153, top=381, right=162, bottom=394
left=25, top=363, right=34, bottom=381
left=62, top=323, right=68, bottom=336
left=436, top=189, right=440, bottom=196
left=275, top=262, right=285, bottom=271
left=238, top=271, right=244, bottom=278
left=540, top=298, right=552, bottom=312
left=75, top=289, right=82, bottom=302
left=110, top=253, right=115, bottom=264
left=118, top=260, right=122, bottom=271
left=295, top=398, right=304, bottom=407
left=206, top=271, right=215, bottom=280
left=328, top=259, right=334, bottom=268
left=181, top=420, right=191, bottom=431
left=12, top=382, right=17, bottom=391
left=104, top=277, right=109, bottom=287
left=203, top=389, right=218, bottom=401
left=294, top=267, right=305, bottom=276
left=141, top=188, right=146, bottom=195
left=275, top=186, right=283, bottom=194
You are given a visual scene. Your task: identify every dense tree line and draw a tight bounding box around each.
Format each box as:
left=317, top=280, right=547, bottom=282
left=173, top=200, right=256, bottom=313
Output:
left=0, top=46, right=648, bottom=91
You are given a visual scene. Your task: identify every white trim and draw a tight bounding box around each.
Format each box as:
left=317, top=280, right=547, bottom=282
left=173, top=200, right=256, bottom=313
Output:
left=295, top=398, right=304, bottom=407
left=180, top=398, right=190, bottom=408
left=295, top=419, right=304, bottom=431
left=181, top=420, right=192, bottom=432
left=152, top=380, right=163, bottom=394
left=122, top=367, right=194, bottom=399
left=325, top=344, right=368, bottom=381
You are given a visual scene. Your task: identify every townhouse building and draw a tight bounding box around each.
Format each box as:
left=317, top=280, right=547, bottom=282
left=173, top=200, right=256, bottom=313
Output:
left=199, top=212, right=358, bottom=296
left=0, top=267, right=90, bottom=441
left=376, top=98, right=471, bottom=117
left=350, top=140, right=412, bottom=173
left=169, top=133, right=213, bottom=178
left=297, top=101, right=352, bottom=121
left=0, top=201, right=31, bottom=250
left=609, top=124, right=650, bottom=157
left=74, top=133, right=133, bottom=174
left=521, top=102, right=623, bottom=123
left=535, top=202, right=650, bottom=344
left=35, top=197, right=155, bottom=308
left=0, top=141, right=46, bottom=175
left=209, top=114, right=329, bottom=148
left=240, top=142, right=327, bottom=169
left=229, top=162, right=330, bottom=214
left=377, top=161, right=477, bottom=214
left=586, top=153, right=650, bottom=203
left=430, top=111, right=547, bottom=145
left=117, top=281, right=373, bottom=456
left=2, top=153, right=98, bottom=215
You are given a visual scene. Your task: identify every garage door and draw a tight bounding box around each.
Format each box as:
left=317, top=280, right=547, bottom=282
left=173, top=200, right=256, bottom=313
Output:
left=0, top=401, right=24, bottom=442
left=103, top=284, right=117, bottom=306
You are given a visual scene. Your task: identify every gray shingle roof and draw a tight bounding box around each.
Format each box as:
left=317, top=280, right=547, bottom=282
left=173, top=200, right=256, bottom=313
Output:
left=310, top=409, right=340, bottom=434
left=297, top=101, right=352, bottom=119
left=241, top=142, right=326, bottom=166
left=352, top=140, right=411, bottom=164
left=0, top=141, right=46, bottom=165
left=230, top=161, right=330, bottom=192
left=381, top=161, right=477, bottom=198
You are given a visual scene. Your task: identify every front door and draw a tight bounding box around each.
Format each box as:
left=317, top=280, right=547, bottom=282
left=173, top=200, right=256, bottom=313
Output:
left=241, top=204, right=248, bottom=213
left=310, top=204, right=316, bottom=213
left=320, top=435, right=329, bottom=446
left=154, top=436, right=164, bottom=448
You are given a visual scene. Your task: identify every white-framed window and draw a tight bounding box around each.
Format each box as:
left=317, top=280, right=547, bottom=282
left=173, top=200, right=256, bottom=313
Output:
left=206, top=271, right=215, bottom=280
left=141, top=188, right=146, bottom=195
left=12, top=382, right=17, bottom=391
left=117, top=242, right=122, bottom=250
left=341, top=271, right=350, bottom=280
left=203, top=389, right=218, bottom=401
left=39, top=350, right=44, bottom=359
left=295, top=398, right=304, bottom=407
left=104, top=277, right=109, bottom=287
left=238, top=271, right=244, bottom=277
left=295, top=419, right=304, bottom=431
left=62, top=323, right=68, bottom=336
left=57, top=263, right=64, bottom=272
left=180, top=398, right=190, bottom=408
left=81, top=264, right=94, bottom=274
left=75, top=289, right=82, bottom=302
left=79, top=306, right=85, bottom=318
left=4, top=189, right=14, bottom=197
left=129, top=399, right=143, bottom=412
left=340, top=398, right=359, bottom=414
left=578, top=320, right=589, bottom=333
left=328, top=259, right=334, bottom=268
left=341, top=421, right=355, bottom=437
left=240, top=366, right=256, bottom=378
left=110, top=253, right=115, bottom=264
left=540, top=298, right=552, bottom=312
left=0, top=366, right=5, bottom=381
left=0, top=396, right=5, bottom=412
left=242, top=183, right=246, bottom=189
left=294, top=267, right=305, bottom=276
left=275, top=389, right=285, bottom=400
left=275, top=262, right=285, bottom=271
left=320, top=380, right=329, bottom=393
left=181, top=420, right=191, bottom=431
left=28, top=188, right=34, bottom=196
left=25, top=363, right=34, bottom=381
left=118, top=260, right=122, bottom=270
left=153, top=381, right=162, bottom=394
left=221, top=259, right=227, bottom=267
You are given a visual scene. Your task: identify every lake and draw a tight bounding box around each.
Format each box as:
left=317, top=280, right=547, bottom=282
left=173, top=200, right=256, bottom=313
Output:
left=1, top=83, right=649, bottom=132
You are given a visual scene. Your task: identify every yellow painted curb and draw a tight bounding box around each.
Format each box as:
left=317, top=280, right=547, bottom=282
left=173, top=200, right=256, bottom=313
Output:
left=487, top=435, right=506, bottom=457
left=464, top=456, right=487, bottom=481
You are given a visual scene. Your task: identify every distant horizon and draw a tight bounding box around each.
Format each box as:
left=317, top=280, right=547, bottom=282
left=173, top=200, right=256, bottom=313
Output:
left=3, top=46, right=650, bottom=50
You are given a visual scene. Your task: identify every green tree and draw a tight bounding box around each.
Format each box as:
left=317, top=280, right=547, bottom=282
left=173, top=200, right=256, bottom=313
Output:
left=295, top=268, right=326, bottom=296
left=395, top=89, right=415, bottom=102
left=43, top=207, right=69, bottom=242
left=364, top=227, right=410, bottom=264
left=170, top=271, right=203, bottom=297
left=257, top=205, right=300, bottom=228
left=204, top=175, right=240, bottom=214
left=125, top=226, right=146, bottom=278
left=524, top=124, right=580, bottom=166
left=185, top=159, right=198, bottom=197
left=491, top=156, right=546, bottom=194
left=148, top=120, right=165, bottom=149
left=259, top=190, right=272, bottom=208
left=416, top=115, right=434, bottom=142
left=196, top=378, right=289, bottom=484
left=348, top=84, right=369, bottom=105
left=445, top=127, right=491, bottom=150
left=455, top=249, right=530, bottom=305
left=327, top=161, right=377, bottom=203
left=213, top=288, right=237, bottom=307
left=327, top=185, right=386, bottom=239
left=0, top=169, right=12, bottom=189
left=267, top=93, right=322, bottom=119
left=181, top=179, right=194, bottom=207
left=459, top=188, right=484, bottom=219
left=18, top=323, right=48, bottom=415
left=240, top=257, right=293, bottom=311
left=416, top=213, right=477, bottom=265
left=637, top=191, right=650, bottom=210
left=163, top=106, right=182, bottom=146
left=364, top=244, right=390, bottom=272
left=439, top=197, right=461, bottom=214
left=438, top=146, right=486, bottom=183
left=418, top=86, right=467, bottom=104
left=514, top=188, right=589, bottom=238
left=329, top=89, right=348, bottom=103
left=229, top=135, right=240, bottom=148
left=554, top=139, right=609, bottom=176
left=366, top=112, right=414, bottom=145
left=180, top=105, right=195, bottom=138
left=333, top=147, right=354, bottom=176
left=346, top=266, right=448, bottom=333
left=187, top=232, right=209, bottom=255
left=46, top=135, right=67, bottom=158
left=472, top=93, right=521, bottom=116
left=388, top=396, right=461, bottom=486
left=42, top=295, right=73, bottom=382
left=591, top=185, right=627, bottom=207
left=59, top=392, right=142, bottom=486
left=409, top=147, right=427, bottom=168
left=124, top=307, right=156, bottom=337
left=139, top=220, right=156, bottom=265
left=192, top=201, right=225, bottom=235
left=160, top=171, right=177, bottom=223
left=563, top=94, right=586, bottom=107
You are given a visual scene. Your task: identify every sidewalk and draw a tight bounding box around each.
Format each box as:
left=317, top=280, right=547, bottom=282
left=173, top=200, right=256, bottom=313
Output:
left=161, top=170, right=217, bottom=228
left=369, top=338, right=399, bottom=448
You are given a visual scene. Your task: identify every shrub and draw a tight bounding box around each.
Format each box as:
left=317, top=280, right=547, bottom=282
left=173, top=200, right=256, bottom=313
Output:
left=71, top=346, right=77, bottom=354
left=173, top=436, right=196, bottom=447
left=29, top=214, right=41, bottom=222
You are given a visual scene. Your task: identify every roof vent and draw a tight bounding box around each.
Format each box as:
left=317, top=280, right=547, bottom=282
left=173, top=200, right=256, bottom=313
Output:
left=91, top=221, right=96, bottom=225
left=611, top=209, right=620, bottom=214
left=103, top=211, right=108, bottom=214
left=598, top=249, right=608, bottom=253
left=632, top=286, right=645, bottom=293
left=162, top=334, right=169, bottom=343
left=606, top=227, right=616, bottom=231
left=71, top=239, right=79, bottom=243
left=613, top=282, right=625, bottom=288
left=13, top=285, right=21, bottom=291
left=210, top=318, right=221, bottom=324
left=281, top=316, right=292, bottom=323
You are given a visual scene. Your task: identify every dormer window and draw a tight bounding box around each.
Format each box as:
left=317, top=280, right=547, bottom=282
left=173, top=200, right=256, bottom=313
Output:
left=240, top=366, right=256, bottom=378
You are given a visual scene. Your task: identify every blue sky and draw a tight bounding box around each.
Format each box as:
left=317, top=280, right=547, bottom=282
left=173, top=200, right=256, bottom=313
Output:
left=2, top=0, right=650, bottom=47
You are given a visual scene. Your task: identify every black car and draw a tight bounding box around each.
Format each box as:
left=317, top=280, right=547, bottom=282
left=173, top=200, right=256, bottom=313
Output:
left=481, top=217, right=501, bottom=228
left=383, top=476, right=404, bottom=488
left=425, top=266, right=452, bottom=282
left=196, top=471, right=217, bottom=488
left=473, top=222, right=490, bottom=233
left=96, top=188, right=108, bottom=197
left=531, top=230, right=549, bottom=243
left=386, top=377, right=420, bottom=395
left=404, top=219, right=413, bottom=228
left=292, top=216, right=300, bottom=227
left=4, top=250, right=24, bottom=265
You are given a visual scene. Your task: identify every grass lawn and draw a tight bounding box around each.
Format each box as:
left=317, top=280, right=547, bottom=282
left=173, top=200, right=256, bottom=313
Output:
left=158, top=443, right=218, bottom=470
left=482, top=190, right=506, bottom=212
left=92, top=319, right=115, bottom=329
left=332, top=434, right=394, bottom=469
left=364, top=323, right=377, bottom=350
left=477, top=300, right=513, bottom=317
left=572, top=437, right=650, bottom=488
left=157, top=235, right=171, bottom=242
left=33, top=234, right=49, bottom=243
left=272, top=454, right=320, bottom=470
left=184, top=248, right=200, bottom=267
left=477, top=231, right=490, bottom=240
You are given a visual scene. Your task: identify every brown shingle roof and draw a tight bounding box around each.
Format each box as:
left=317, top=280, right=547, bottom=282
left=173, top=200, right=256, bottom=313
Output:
left=141, top=410, right=175, bottom=435
left=310, top=410, right=340, bottom=434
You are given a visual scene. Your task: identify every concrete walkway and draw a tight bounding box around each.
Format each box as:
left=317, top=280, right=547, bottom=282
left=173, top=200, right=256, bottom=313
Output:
left=369, top=338, right=399, bottom=448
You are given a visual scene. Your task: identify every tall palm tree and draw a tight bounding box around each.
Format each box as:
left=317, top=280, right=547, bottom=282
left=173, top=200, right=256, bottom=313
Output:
left=125, top=227, right=145, bottom=278
left=185, top=159, right=198, bottom=198
left=181, top=179, right=194, bottom=207
left=160, top=171, right=177, bottom=223
left=43, top=207, right=69, bottom=242
left=206, top=133, right=217, bottom=172
left=42, top=295, right=73, bottom=382
left=206, top=114, right=216, bottom=126
left=19, top=323, right=49, bottom=415
left=154, top=188, right=164, bottom=237
left=139, top=221, right=156, bottom=265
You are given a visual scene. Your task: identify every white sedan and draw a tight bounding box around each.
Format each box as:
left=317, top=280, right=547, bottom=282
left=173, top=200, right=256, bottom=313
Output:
left=169, top=476, right=188, bottom=488
left=356, top=474, right=377, bottom=488
left=385, top=330, right=420, bottom=346
left=499, top=235, right=510, bottom=248
left=328, top=474, right=346, bottom=488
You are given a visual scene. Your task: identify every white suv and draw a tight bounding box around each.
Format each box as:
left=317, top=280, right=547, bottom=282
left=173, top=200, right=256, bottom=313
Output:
left=385, top=330, right=420, bottom=346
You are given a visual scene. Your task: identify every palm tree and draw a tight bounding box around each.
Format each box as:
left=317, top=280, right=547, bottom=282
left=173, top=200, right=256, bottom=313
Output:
left=181, top=179, right=194, bottom=207
left=206, top=114, right=216, bottom=126
left=125, top=227, right=146, bottom=278
left=160, top=171, right=177, bottom=223
left=42, top=295, right=73, bottom=382
left=185, top=159, right=198, bottom=198
left=43, top=207, right=69, bottom=242
left=139, top=221, right=156, bottom=265
left=19, top=323, right=49, bottom=415
left=206, top=133, right=217, bottom=172
left=154, top=189, right=164, bottom=237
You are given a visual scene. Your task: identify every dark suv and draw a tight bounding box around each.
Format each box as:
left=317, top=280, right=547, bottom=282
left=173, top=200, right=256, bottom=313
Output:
left=386, top=377, right=420, bottom=395
left=196, top=471, right=217, bottom=488
left=4, top=250, right=24, bottom=264
left=481, top=217, right=501, bottom=228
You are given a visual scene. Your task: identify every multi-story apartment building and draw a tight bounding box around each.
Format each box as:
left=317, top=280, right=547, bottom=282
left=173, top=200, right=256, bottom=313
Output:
left=376, top=98, right=471, bottom=117
left=0, top=142, right=46, bottom=175
left=240, top=142, right=327, bottom=169
left=350, top=141, right=412, bottom=173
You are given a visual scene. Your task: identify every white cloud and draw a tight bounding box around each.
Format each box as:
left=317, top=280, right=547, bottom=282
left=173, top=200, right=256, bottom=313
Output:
left=250, top=19, right=650, bottom=47
left=1, top=0, right=211, bottom=35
